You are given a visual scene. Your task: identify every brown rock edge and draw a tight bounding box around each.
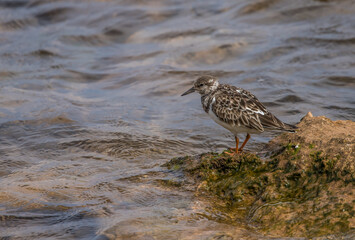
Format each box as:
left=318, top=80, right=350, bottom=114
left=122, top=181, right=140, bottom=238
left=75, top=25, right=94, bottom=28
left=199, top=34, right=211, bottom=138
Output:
left=164, top=113, right=354, bottom=238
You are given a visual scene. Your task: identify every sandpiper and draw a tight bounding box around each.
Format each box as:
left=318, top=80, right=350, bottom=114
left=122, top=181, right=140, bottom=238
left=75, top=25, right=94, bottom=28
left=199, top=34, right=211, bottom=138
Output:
left=181, top=75, right=297, bottom=154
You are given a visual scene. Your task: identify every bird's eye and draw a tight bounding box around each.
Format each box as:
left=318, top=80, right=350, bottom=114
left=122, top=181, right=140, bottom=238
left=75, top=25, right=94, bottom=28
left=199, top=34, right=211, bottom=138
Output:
left=199, top=84, right=203, bottom=87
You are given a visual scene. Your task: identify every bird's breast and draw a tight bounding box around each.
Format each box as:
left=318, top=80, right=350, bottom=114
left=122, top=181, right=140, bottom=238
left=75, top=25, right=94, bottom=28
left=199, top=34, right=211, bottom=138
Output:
left=201, top=94, right=213, bottom=113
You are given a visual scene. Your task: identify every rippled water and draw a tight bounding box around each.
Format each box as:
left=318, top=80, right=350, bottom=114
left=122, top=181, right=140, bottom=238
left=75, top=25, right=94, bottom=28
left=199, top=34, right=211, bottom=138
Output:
left=0, top=0, right=354, bottom=239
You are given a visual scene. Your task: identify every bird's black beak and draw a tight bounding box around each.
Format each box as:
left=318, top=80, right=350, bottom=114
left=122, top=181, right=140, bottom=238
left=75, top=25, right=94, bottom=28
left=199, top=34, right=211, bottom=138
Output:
left=181, top=87, right=195, bottom=96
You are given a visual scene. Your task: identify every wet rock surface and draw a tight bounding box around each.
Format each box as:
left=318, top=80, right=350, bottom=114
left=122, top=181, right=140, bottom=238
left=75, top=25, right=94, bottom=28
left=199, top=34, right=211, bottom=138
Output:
left=164, top=113, right=355, bottom=238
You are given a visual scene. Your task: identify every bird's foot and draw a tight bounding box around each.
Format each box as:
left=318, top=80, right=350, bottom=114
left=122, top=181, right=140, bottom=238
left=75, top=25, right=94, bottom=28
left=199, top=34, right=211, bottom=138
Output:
left=225, top=148, right=240, bottom=156
left=225, top=147, right=246, bottom=156
left=225, top=151, right=235, bottom=156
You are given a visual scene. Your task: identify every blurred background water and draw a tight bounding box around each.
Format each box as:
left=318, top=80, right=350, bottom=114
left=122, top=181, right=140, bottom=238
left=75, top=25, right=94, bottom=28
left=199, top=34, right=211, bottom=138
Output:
left=0, top=0, right=354, bottom=239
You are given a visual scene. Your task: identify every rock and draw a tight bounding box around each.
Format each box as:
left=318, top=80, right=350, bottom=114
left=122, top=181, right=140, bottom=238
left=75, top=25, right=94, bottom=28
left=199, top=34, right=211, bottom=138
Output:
left=164, top=113, right=355, bottom=238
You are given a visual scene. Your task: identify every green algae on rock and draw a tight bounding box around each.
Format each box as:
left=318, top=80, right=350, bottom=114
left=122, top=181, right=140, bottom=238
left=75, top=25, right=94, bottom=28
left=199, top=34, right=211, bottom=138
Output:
left=164, top=113, right=355, bottom=238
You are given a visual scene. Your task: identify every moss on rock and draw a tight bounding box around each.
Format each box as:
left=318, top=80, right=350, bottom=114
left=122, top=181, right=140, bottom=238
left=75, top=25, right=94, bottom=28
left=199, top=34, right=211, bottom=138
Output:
left=164, top=113, right=355, bottom=238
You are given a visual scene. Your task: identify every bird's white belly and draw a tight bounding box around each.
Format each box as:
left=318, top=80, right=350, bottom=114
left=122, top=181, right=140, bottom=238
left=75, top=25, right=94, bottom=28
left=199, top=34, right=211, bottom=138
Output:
left=207, top=109, right=259, bottom=136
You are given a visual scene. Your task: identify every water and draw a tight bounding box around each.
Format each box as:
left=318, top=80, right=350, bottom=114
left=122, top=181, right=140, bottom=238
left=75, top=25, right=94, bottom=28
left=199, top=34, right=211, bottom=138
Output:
left=0, top=0, right=354, bottom=239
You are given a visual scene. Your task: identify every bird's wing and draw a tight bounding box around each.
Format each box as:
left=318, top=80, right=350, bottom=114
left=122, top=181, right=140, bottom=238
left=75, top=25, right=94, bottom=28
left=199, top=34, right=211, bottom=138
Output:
left=238, top=87, right=295, bottom=131
left=211, top=85, right=266, bottom=132
left=211, top=85, right=294, bottom=132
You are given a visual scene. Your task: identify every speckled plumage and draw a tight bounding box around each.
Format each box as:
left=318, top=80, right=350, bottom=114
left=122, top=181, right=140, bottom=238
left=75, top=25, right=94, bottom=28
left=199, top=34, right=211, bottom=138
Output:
left=181, top=75, right=297, bottom=153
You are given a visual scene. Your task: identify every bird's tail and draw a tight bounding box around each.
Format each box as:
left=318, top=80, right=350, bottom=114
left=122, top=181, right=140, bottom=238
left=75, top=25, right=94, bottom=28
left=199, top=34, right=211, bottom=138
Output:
left=259, top=112, right=298, bottom=132
left=283, top=123, right=298, bottom=132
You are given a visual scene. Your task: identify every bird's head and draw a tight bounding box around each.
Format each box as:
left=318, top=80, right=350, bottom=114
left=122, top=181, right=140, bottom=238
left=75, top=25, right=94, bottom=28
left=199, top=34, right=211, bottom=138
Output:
left=181, top=75, right=219, bottom=96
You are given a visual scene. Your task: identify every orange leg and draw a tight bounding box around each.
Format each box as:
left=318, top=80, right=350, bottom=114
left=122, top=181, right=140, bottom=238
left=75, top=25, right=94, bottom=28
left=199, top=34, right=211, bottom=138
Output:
left=239, top=133, right=251, bottom=152
left=226, top=136, right=239, bottom=155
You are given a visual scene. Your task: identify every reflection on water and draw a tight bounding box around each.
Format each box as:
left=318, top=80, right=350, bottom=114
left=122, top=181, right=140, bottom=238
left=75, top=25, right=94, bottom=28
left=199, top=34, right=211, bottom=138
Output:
left=0, top=0, right=354, bottom=238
